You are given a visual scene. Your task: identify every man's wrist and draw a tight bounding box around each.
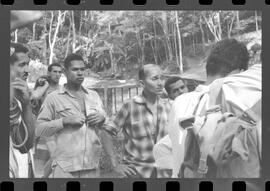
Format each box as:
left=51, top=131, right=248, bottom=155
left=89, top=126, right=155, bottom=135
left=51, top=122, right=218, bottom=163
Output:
left=62, top=117, right=68, bottom=127
left=21, top=99, right=32, bottom=110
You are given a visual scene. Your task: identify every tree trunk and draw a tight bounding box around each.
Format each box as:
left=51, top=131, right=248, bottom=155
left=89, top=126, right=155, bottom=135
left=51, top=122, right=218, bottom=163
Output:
left=79, top=11, right=83, bottom=37
left=136, top=31, right=144, bottom=65
left=109, top=46, right=115, bottom=74
left=108, top=23, right=116, bottom=74
left=228, top=13, right=235, bottom=38
left=255, top=11, right=259, bottom=31
left=236, top=11, right=240, bottom=28
left=152, top=15, right=159, bottom=64
left=161, top=12, right=173, bottom=61
left=142, top=33, right=146, bottom=64
left=48, top=11, right=54, bottom=65
left=49, top=11, right=64, bottom=65
left=43, top=36, right=47, bottom=64
left=173, top=25, right=179, bottom=72
left=199, top=16, right=205, bottom=46
left=48, top=11, right=53, bottom=51
left=192, top=34, right=196, bottom=55
left=162, top=38, right=169, bottom=62
left=202, top=13, right=220, bottom=42
left=14, top=29, right=18, bottom=43
left=70, top=11, right=76, bottom=53
left=32, top=22, right=36, bottom=41
left=175, top=11, right=183, bottom=74
left=217, top=11, right=222, bottom=40
left=42, top=14, right=48, bottom=65
left=151, top=39, right=158, bottom=65
left=65, top=24, right=71, bottom=58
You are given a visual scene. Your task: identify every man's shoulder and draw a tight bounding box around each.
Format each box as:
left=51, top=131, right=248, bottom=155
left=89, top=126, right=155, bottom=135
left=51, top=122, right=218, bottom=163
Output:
left=43, top=89, right=62, bottom=102
left=116, top=96, right=137, bottom=111
left=223, top=64, right=261, bottom=86
left=47, top=88, right=61, bottom=96
left=159, top=97, right=171, bottom=106
left=175, top=90, right=205, bottom=103
left=84, top=88, right=101, bottom=98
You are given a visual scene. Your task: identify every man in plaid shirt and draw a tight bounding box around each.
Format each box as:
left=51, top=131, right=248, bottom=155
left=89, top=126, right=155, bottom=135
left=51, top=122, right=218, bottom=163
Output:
left=105, top=64, right=171, bottom=178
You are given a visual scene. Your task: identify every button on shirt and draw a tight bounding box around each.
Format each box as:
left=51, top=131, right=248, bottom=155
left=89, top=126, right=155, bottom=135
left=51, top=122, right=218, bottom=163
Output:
left=105, top=94, right=171, bottom=178
left=36, top=85, right=105, bottom=172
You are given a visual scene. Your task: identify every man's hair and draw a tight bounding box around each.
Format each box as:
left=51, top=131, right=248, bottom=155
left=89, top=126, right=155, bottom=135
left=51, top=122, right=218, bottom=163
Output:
left=10, top=43, right=29, bottom=65
left=206, top=39, right=249, bottom=77
left=48, top=63, right=62, bottom=72
left=138, top=64, right=160, bottom=80
left=64, top=54, right=84, bottom=69
left=165, top=76, right=185, bottom=94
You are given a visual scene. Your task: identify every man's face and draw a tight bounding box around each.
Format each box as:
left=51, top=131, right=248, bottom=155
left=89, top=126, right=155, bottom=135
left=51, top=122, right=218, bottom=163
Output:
left=11, top=52, right=30, bottom=81
left=168, top=79, right=188, bottom=100
left=48, top=66, right=62, bottom=84
left=65, top=60, right=85, bottom=85
left=142, top=67, right=164, bottom=96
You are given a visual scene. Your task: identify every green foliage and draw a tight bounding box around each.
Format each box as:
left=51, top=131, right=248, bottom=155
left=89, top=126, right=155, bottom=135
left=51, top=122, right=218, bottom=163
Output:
left=13, top=11, right=261, bottom=78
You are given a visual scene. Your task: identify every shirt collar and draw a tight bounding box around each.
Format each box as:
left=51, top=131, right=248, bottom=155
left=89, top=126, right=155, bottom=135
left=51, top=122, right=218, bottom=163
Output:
left=195, top=84, right=209, bottom=93
left=59, top=84, right=89, bottom=97
left=133, top=91, right=166, bottom=105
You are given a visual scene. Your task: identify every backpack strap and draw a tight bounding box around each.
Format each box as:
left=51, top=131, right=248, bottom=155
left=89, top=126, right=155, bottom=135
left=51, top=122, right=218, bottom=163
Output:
left=197, top=112, right=222, bottom=177
left=197, top=151, right=208, bottom=175
left=196, top=78, right=225, bottom=176
left=208, top=78, right=225, bottom=108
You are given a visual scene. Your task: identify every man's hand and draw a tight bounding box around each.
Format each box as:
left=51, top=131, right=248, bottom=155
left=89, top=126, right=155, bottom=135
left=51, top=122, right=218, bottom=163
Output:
left=86, top=112, right=105, bottom=126
left=63, top=114, right=85, bottom=128
left=112, top=164, right=137, bottom=177
left=12, top=78, right=31, bottom=105
left=37, top=77, right=49, bottom=87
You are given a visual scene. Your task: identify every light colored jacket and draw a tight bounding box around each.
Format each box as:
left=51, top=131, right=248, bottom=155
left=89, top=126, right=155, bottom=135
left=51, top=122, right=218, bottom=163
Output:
left=36, top=86, right=105, bottom=172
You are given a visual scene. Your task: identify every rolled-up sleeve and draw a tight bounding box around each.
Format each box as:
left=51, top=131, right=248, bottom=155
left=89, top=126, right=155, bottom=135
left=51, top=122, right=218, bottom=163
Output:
left=36, top=95, right=64, bottom=138
left=93, top=91, right=107, bottom=118
left=102, top=101, right=130, bottom=136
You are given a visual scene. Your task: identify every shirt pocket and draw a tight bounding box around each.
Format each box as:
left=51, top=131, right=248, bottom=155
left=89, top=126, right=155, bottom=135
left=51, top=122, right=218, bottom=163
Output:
left=130, top=121, right=149, bottom=140
left=56, top=105, right=74, bottom=118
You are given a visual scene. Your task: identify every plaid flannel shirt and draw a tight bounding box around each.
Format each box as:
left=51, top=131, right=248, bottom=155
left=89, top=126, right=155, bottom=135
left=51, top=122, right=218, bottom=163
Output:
left=105, top=93, right=171, bottom=178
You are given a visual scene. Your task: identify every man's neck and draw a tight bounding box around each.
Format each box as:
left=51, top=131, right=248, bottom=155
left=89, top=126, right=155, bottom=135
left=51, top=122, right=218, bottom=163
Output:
left=49, top=82, right=59, bottom=88
left=205, top=75, right=222, bottom=85
left=143, top=90, right=157, bottom=105
left=66, top=82, right=81, bottom=92
left=205, top=69, right=242, bottom=85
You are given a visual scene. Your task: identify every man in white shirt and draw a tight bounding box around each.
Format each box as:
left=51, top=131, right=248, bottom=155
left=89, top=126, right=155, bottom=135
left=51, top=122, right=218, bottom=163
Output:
left=153, top=39, right=250, bottom=177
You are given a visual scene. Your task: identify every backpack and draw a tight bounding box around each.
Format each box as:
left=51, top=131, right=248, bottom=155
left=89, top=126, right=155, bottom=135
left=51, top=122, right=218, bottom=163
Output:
left=180, top=79, right=261, bottom=178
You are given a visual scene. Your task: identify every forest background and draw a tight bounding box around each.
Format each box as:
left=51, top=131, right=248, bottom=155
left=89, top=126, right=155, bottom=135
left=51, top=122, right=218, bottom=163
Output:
left=11, top=11, right=262, bottom=177
left=11, top=10, right=262, bottom=84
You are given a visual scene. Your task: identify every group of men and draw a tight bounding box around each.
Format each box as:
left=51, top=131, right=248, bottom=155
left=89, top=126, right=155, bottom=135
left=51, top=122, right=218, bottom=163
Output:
left=9, top=36, right=261, bottom=178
